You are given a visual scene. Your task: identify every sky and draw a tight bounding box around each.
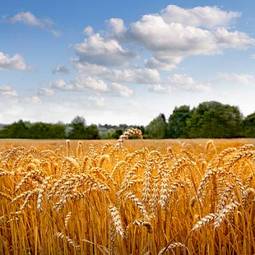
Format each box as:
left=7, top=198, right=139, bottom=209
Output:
left=1, top=0, right=255, bottom=125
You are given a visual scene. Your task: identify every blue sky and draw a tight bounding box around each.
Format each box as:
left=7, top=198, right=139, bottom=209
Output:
left=1, top=1, right=255, bottom=125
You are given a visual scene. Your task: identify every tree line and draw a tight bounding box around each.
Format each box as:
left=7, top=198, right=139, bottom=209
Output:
left=146, top=101, right=255, bottom=138
left=0, top=101, right=255, bottom=139
left=0, top=116, right=99, bottom=139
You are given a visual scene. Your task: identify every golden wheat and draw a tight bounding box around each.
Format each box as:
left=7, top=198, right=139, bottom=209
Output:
left=0, top=132, right=255, bottom=254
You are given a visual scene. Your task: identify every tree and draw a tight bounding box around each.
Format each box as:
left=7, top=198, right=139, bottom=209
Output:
left=68, top=116, right=87, bottom=139
left=29, top=122, right=66, bottom=139
left=71, top=116, right=86, bottom=126
left=29, top=122, right=48, bottom=139
left=167, top=105, right=191, bottom=138
left=48, top=123, right=66, bottom=139
left=85, top=124, right=100, bottom=139
left=242, top=113, right=255, bottom=137
left=111, top=129, right=123, bottom=139
left=146, top=114, right=167, bottom=139
left=1, top=120, right=30, bottom=138
left=188, top=101, right=243, bottom=138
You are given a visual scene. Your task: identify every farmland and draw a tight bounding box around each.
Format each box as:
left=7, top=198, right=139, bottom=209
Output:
left=1, top=134, right=255, bottom=254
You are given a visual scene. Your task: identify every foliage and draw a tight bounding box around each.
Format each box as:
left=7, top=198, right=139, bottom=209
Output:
left=84, top=124, right=100, bottom=139
left=167, top=105, right=191, bottom=138
left=187, top=101, right=243, bottom=138
left=0, top=116, right=99, bottom=140
left=67, top=116, right=87, bottom=139
left=242, top=113, right=255, bottom=137
left=0, top=101, right=255, bottom=139
left=29, top=122, right=66, bottom=139
left=145, top=113, right=167, bottom=139
left=0, top=120, right=30, bottom=138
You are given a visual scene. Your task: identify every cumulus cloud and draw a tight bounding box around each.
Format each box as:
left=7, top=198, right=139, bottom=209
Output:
left=218, top=73, right=255, bottom=84
left=17, top=4, right=250, bottom=116
left=74, top=76, right=108, bottom=92
left=72, top=58, right=209, bottom=95
left=149, top=84, right=166, bottom=93
left=129, top=13, right=254, bottom=69
left=30, top=96, right=41, bottom=104
left=167, top=74, right=211, bottom=92
left=74, top=33, right=134, bottom=66
left=161, top=5, right=240, bottom=28
left=149, top=74, right=210, bottom=93
left=74, top=62, right=160, bottom=84
left=48, top=76, right=134, bottom=97
left=83, top=26, right=94, bottom=35
left=74, top=5, right=253, bottom=73
left=111, top=82, right=133, bottom=97
left=214, top=28, right=254, bottom=48
left=107, top=18, right=126, bottom=36
left=0, top=51, right=28, bottom=70
left=9, top=11, right=60, bottom=36
left=51, top=77, right=108, bottom=93
left=52, top=65, right=69, bottom=74
left=38, top=88, right=55, bottom=96
left=50, top=79, right=70, bottom=90
left=0, top=85, right=17, bottom=97
left=88, top=96, right=105, bottom=107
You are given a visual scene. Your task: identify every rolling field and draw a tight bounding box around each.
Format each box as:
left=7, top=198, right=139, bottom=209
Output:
left=1, top=132, right=255, bottom=254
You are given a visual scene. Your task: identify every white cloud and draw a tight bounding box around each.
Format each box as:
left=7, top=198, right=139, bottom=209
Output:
left=0, top=85, right=17, bottom=97
left=114, top=68, right=160, bottom=84
left=52, top=65, right=69, bottom=74
left=10, top=11, right=46, bottom=28
left=50, top=79, right=70, bottom=90
left=9, top=11, right=60, bottom=36
left=49, top=76, right=134, bottom=97
left=130, top=14, right=215, bottom=52
left=218, top=73, right=255, bottom=84
left=149, top=84, right=166, bottom=93
left=71, top=4, right=254, bottom=96
left=149, top=74, right=210, bottom=93
left=0, top=51, right=28, bottom=70
left=74, top=33, right=134, bottom=66
left=30, top=96, right=41, bottom=104
left=51, top=77, right=108, bottom=93
left=111, top=82, right=133, bottom=97
left=83, top=26, right=94, bottom=35
left=167, top=74, right=211, bottom=92
left=88, top=95, right=105, bottom=107
left=74, top=62, right=160, bottom=84
left=161, top=5, right=240, bottom=28
left=107, top=18, right=126, bottom=36
left=38, top=88, right=55, bottom=96
left=129, top=13, right=254, bottom=69
left=214, top=28, right=254, bottom=49
left=2, top=4, right=252, bottom=125
left=75, top=76, right=108, bottom=92
left=22, top=95, right=42, bottom=104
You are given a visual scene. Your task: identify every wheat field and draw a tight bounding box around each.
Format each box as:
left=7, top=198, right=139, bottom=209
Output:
left=1, top=130, right=255, bottom=254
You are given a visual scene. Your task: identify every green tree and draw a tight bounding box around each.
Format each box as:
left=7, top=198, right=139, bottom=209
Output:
left=48, top=123, right=66, bottom=139
left=188, top=101, right=243, bottom=138
left=242, top=113, right=255, bottom=137
left=1, top=120, right=30, bottom=138
left=111, top=129, right=123, bottom=139
left=167, top=105, right=191, bottom=138
left=85, top=124, right=100, bottom=139
left=68, top=116, right=87, bottom=139
left=146, top=114, right=167, bottom=139
left=29, top=122, right=48, bottom=139
left=29, top=122, right=66, bottom=139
